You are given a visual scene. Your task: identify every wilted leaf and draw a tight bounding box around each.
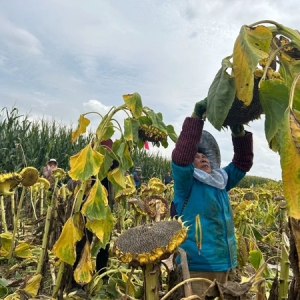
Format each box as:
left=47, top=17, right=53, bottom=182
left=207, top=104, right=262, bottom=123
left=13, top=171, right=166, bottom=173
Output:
left=69, top=144, right=104, bottom=181
left=207, top=56, right=236, bottom=130
left=279, top=53, right=300, bottom=110
left=108, top=167, right=126, bottom=190
left=86, top=209, right=114, bottom=245
left=97, top=145, right=114, bottom=182
left=121, top=273, right=136, bottom=297
left=52, top=214, right=84, bottom=265
left=112, top=139, right=133, bottom=173
left=23, top=274, right=42, bottom=297
left=81, top=179, right=108, bottom=220
left=123, top=93, right=143, bottom=118
left=15, top=243, right=32, bottom=259
left=0, top=232, right=12, bottom=257
left=74, top=241, right=93, bottom=285
left=233, top=25, right=272, bottom=105
left=72, top=115, right=90, bottom=143
left=279, top=107, right=300, bottom=218
left=259, top=80, right=289, bottom=147
left=124, top=118, right=140, bottom=144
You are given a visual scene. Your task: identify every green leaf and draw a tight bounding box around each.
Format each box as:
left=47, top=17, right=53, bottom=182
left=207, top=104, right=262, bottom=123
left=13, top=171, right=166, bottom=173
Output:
left=166, top=124, right=178, bottom=143
left=259, top=80, right=289, bottom=146
left=101, top=121, right=115, bottom=141
left=207, top=56, right=236, bottom=130
left=249, top=249, right=263, bottom=270
left=250, top=225, right=263, bottom=241
left=86, top=208, right=114, bottom=246
left=145, top=109, right=168, bottom=132
left=233, top=25, right=272, bottom=105
left=69, top=144, right=104, bottom=181
left=124, top=118, right=140, bottom=144
left=97, top=145, right=114, bottom=182
left=81, top=179, right=108, bottom=220
left=112, top=139, right=133, bottom=172
left=123, top=93, right=143, bottom=118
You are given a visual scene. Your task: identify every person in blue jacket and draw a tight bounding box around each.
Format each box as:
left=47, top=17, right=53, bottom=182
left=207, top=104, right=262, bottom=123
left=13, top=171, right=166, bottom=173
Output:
left=171, top=99, right=254, bottom=296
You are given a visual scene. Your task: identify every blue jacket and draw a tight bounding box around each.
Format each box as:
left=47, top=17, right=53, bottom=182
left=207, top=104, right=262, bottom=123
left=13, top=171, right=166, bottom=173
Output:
left=171, top=117, right=253, bottom=272
left=172, top=161, right=245, bottom=271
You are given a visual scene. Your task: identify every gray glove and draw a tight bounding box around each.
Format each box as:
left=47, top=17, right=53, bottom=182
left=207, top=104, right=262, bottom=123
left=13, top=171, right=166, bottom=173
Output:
left=192, top=98, right=207, bottom=119
left=230, top=124, right=245, bottom=137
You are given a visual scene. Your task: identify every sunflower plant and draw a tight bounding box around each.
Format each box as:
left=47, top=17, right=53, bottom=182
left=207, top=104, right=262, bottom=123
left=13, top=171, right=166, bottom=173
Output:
left=50, top=93, right=177, bottom=292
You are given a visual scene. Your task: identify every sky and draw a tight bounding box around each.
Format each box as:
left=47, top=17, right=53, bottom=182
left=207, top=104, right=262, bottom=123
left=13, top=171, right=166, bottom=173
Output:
left=1, top=0, right=299, bottom=181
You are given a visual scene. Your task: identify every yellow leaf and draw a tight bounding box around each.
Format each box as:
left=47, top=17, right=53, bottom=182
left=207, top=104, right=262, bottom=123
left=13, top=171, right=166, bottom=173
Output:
left=233, top=25, right=272, bottom=105
left=52, top=214, right=84, bottom=265
left=15, top=242, right=32, bottom=258
left=69, top=144, right=104, bottom=181
left=72, top=115, right=90, bottom=143
left=107, top=167, right=126, bottom=189
left=81, top=179, right=108, bottom=220
left=279, top=108, right=300, bottom=218
left=121, top=272, right=136, bottom=296
left=24, top=274, right=42, bottom=297
left=0, top=232, right=12, bottom=257
left=86, top=211, right=114, bottom=244
left=74, top=241, right=93, bottom=285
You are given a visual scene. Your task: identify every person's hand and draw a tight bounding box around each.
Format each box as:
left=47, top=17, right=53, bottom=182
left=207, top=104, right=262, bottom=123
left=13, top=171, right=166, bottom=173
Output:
left=230, top=124, right=245, bottom=137
left=192, top=98, right=207, bottom=119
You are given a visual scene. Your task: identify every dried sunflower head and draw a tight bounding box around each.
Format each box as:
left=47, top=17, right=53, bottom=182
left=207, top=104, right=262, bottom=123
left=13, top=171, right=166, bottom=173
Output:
left=51, top=168, right=66, bottom=180
left=38, top=178, right=51, bottom=190
left=128, top=198, right=148, bottom=216
left=0, top=173, right=22, bottom=196
left=113, top=219, right=187, bottom=267
left=138, top=124, right=168, bottom=143
left=19, top=167, right=39, bottom=187
left=144, top=194, right=169, bottom=219
left=115, top=175, right=136, bottom=203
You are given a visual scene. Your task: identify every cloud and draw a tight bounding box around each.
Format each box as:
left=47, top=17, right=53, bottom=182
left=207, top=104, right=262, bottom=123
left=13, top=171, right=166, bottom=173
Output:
left=1, top=0, right=299, bottom=180
left=0, top=15, right=42, bottom=55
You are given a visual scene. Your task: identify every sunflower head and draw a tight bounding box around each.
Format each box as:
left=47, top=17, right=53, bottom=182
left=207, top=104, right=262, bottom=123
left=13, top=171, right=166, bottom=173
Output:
left=138, top=124, right=168, bottom=143
left=113, top=219, right=187, bottom=267
left=51, top=168, right=66, bottom=180
left=19, top=167, right=39, bottom=187
left=37, top=178, right=51, bottom=190
left=0, top=173, right=22, bottom=196
left=144, top=194, right=169, bottom=219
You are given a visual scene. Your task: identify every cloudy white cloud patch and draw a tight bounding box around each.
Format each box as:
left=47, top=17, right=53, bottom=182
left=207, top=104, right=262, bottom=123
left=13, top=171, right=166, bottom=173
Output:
left=0, top=0, right=299, bottom=179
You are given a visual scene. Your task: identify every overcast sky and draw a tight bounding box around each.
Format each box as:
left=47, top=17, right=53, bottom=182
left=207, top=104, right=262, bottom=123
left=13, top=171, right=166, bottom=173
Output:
left=1, top=1, right=299, bottom=180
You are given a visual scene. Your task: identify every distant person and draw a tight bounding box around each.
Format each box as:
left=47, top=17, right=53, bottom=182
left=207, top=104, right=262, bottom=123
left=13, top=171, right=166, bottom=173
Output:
left=42, top=158, right=58, bottom=185
left=164, top=171, right=173, bottom=185
left=132, top=167, right=142, bottom=189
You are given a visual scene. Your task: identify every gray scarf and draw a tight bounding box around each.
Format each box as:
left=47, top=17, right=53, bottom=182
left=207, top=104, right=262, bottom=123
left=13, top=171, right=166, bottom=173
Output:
left=193, top=168, right=228, bottom=189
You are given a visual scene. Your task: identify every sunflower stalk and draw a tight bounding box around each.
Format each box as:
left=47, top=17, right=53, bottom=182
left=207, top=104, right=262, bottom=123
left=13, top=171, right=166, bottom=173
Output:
left=40, top=187, right=44, bottom=217
left=52, top=261, right=65, bottom=299
left=8, top=186, right=26, bottom=264
left=279, top=233, right=290, bottom=299
left=143, top=263, right=160, bottom=300
left=36, top=178, right=59, bottom=274
left=30, top=186, right=38, bottom=220
left=10, top=194, right=16, bottom=229
left=0, top=195, right=8, bottom=232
